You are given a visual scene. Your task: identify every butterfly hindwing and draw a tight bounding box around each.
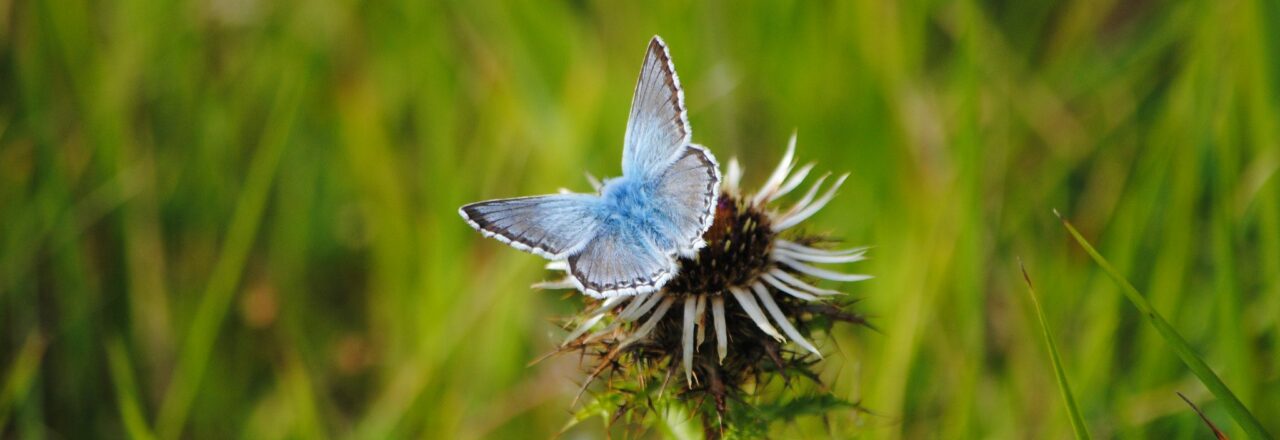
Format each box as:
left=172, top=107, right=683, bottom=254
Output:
left=568, top=226, right=675, bottom=298
left=459, top=195, right=600, bottom=260
left=622, top=36, right=691, bottom=179
left=652, top=144, right=721, bottom=257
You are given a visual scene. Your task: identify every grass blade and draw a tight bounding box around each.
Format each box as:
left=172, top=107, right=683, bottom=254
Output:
left=106, top=338, right=157, bottom=440
left=0, top=332, right=46, bottom=432
left=155, top=78, right=303, bottom=439
left=1055, top=210, right=1271, bottom=439
left=1018, top=260, right=1090, bottom=440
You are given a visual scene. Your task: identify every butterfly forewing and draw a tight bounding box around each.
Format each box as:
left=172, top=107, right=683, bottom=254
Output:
left=622, top=36, right=691, bottom=179
left=459, top=195, right=600, bottom=260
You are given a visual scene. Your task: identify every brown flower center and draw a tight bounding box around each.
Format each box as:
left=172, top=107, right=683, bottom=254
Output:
left=663, top=194, right=776, bottom=297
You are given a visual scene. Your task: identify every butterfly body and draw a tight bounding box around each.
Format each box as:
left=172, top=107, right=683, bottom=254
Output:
left=595, top=176, right=679, bottom=253
left=460, top=36, right=719, bottom=298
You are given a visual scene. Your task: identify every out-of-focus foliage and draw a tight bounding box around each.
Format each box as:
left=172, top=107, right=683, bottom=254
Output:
left=1, top=0, right=1278, bottom=438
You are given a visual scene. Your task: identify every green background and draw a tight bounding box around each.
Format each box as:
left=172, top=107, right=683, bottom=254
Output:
left=2, top=0, right=1278, bottom=438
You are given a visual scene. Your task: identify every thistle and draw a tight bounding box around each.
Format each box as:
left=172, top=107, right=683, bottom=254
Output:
left=540, top=135, right=871, bottom=438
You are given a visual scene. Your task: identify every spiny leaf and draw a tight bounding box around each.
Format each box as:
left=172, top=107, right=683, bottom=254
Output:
left=558, top=392, right=623, bottom=436
left=754, top=394, right=860, bottom=422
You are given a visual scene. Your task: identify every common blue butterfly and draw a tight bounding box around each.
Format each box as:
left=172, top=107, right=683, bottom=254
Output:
left=459, top=36, right=720, bottom=298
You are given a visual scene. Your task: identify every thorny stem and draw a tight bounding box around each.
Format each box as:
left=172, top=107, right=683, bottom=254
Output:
left=702, top=355, right=726, bottom=440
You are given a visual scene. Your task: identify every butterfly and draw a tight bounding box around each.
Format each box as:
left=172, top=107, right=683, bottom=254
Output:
left=459, top=36, right=721, bottom=298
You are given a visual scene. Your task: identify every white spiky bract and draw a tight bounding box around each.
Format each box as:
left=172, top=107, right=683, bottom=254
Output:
left=540, top=135, right=870, bottom=388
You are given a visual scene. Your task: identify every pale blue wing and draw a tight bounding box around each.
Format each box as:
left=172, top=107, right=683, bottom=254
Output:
left=568, top=226, right=676, bottom=298
left=650, top=144, right=721, bottom=257
left=621, top=36, right=691, bottom=179
left=459, top=194, right=600, bottom=260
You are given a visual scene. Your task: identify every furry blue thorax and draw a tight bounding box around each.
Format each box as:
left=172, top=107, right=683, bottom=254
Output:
left=597, top=176, right=679, bottom=252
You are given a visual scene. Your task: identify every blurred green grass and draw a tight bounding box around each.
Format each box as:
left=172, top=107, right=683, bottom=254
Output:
left=2, top=0, right=1279, bottom=438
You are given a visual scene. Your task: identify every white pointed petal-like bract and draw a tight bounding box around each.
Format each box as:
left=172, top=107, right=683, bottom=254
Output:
left=564, top=313, right=607, bottom=346
left=546, top=261, right=569, bottom=271
left=614, top=293, right=648, bottom=320
left=562, top=296, right=627, bottom=345
left=774, top=246, right=867, bottom=264
left=768, top=268, right=845, bottom=296
left=779, top=173, right=829, bottom=219
left=752, top=133, right=798, bottom=206
left=776, top=240, right=869, bottom=257
left=682, top=297, right=697, bottom=386
left=621, top=297, right=676, bottom=347
left=582, top=321, right=620, bottom=344
left=751, top=282, right=821, bottom=357
left=753, top=163, right=793, bottom=206
left=532, top=278, right=577, bottom=290
left=593, top=295, right=629, bottom=314
left=774, top=173, right=849, bottom=231
left=712, top=296, right=728, bottom=363
left=619, top=291, right=666, bottom=322
left=775, top=255, right=872, bottom=282
left=725, top=158, right=743, bottom=191
left=729, top=286, right=784, bottom=341
left=760, top=272, right=819, bottom=301
left=632, top=290, right=672, bottom=321
left=771, top=163, right=815, bottom=202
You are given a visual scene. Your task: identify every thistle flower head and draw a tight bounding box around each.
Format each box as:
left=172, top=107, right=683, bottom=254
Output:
left=540, top=135, right=870, bottom=436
